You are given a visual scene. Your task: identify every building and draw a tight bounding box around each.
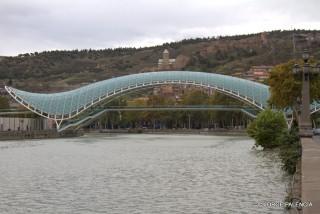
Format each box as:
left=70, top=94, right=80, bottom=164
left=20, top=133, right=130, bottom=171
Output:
left=0, top=117, right=55, bottom=131
left=158, top=49, right=176, bottom=70
left=154, top=49, right=214, bottom=98
left=154, top=49, right=177, bottom=97
left=239, top=65, right=273, bottom=82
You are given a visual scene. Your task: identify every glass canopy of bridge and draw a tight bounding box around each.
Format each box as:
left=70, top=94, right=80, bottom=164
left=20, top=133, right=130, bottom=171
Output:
left=5, top=71, right=271, bottom=128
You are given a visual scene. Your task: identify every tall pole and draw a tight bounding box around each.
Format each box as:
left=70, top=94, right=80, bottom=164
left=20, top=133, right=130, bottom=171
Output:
left=293, top=49, right=320, bottom=137
left=299, top=63, right=312, bottom=136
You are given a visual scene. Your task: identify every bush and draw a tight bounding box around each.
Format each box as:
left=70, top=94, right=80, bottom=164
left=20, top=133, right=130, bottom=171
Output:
left=247, top=109, right=287, bottom=149
left=248, top=109, right=301, bottom=174
left=278, top=127, right=301, bottom=174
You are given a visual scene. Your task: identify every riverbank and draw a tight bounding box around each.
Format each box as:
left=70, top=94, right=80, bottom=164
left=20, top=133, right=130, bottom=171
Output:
left=0, top=130, right=83, bottom=140
left=288, top=159, right=302, bottom=214
left=91, top=128, right=248, bottom=136
left=0, top=128, right=247, bottom=140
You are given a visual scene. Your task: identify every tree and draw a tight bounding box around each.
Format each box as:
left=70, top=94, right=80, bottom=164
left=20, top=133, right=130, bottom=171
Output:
left=268, top=61, right=300, bottom=108
left=247, top=109, right=287, bottom=149
left=0, top=96, right=9, bottom=109
left=268, top=60, right=320, bottom=110
left=278, top=127, right=300, bottom=174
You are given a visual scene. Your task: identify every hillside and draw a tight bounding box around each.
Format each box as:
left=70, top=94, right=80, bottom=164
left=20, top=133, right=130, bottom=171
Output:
left=1, top=30, right=320, bottom=92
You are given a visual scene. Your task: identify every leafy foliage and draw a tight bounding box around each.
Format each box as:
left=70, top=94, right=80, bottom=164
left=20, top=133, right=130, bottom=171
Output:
left=268, top=61, right=301, bottom=108
left=268, top=60, right=320, bottom=109
left=247, top=109, right=287, bottom=149
left=247, top=109, right=301, bottom=174
left=278, top=127, right=301, bottom=174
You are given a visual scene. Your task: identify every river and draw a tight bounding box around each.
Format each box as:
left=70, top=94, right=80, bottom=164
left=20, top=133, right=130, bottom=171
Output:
left=0, top=134, right=289, bottom=214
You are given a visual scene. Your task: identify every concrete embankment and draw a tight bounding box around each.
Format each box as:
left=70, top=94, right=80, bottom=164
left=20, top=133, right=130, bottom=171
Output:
left=93, top=128, right=248, bottom=136
left=0, top=129, right=246, bottom=140
left=0, top=130, right=83, bottom=140
left=289, top=159, right=302, bottom=214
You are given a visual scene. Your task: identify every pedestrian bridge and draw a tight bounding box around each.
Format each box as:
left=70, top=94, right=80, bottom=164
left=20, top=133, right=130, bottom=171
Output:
left=4, top=71, right=320, bottom=130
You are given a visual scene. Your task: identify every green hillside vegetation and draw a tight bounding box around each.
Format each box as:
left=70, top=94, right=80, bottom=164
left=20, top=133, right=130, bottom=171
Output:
left=1, top=30, right=320, bottom=91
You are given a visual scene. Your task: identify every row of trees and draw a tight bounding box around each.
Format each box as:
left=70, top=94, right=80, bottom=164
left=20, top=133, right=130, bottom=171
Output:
left=87, top=90, right=253, bottom=130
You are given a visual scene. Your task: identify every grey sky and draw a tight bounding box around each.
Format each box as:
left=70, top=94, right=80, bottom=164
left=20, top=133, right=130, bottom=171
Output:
left=1, top=0, right=320, bottom=56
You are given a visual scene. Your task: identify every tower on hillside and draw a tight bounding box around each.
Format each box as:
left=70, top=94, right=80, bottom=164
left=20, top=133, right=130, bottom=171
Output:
left=158, top=49, right=176, bottom=70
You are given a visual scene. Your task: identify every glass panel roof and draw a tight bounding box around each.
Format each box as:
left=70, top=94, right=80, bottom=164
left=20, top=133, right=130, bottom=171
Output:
left=7, top=71, right=270, bottom=118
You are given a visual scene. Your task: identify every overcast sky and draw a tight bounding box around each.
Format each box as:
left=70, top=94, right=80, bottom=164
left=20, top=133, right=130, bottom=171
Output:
left=1, top=0, right=320, bottom=56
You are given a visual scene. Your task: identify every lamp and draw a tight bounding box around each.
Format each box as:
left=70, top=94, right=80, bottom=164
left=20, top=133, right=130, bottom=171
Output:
left=302, top=49, right=310, bottom=63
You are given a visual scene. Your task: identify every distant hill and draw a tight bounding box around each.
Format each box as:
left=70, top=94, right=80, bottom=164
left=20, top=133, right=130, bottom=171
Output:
left=1, top=29, right=320, bottom=92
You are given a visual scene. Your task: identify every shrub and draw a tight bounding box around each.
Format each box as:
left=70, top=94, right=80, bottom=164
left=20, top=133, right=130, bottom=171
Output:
left=248, top=110, right=301, bottom=174
left=247, top=109, right=287, bottom=149
left=278, top=127, right=301, bottom=174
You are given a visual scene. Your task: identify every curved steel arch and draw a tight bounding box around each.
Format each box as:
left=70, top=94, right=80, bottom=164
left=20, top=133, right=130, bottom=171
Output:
left=5, top=71, right=270, bottom=128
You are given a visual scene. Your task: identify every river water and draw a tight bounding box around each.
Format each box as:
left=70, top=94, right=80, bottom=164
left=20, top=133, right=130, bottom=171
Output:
left=0, top=134, right=289, bottom=214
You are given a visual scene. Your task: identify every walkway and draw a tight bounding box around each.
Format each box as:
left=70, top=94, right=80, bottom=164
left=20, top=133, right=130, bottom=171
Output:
left=301, top=137, right=320, bottom=213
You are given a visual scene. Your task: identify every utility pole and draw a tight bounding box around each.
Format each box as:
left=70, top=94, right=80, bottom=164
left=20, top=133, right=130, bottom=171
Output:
left=293, top=49, right=320, bottom=137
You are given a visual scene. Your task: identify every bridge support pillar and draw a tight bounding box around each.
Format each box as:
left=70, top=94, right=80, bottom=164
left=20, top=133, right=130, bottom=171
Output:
left=299, top=64, right=313, bottom=137
left=293, top=50, right=319, bottom=137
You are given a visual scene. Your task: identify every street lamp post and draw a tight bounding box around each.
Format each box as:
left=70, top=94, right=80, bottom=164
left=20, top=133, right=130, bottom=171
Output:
left=293, top=49, right=320, bottom=137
